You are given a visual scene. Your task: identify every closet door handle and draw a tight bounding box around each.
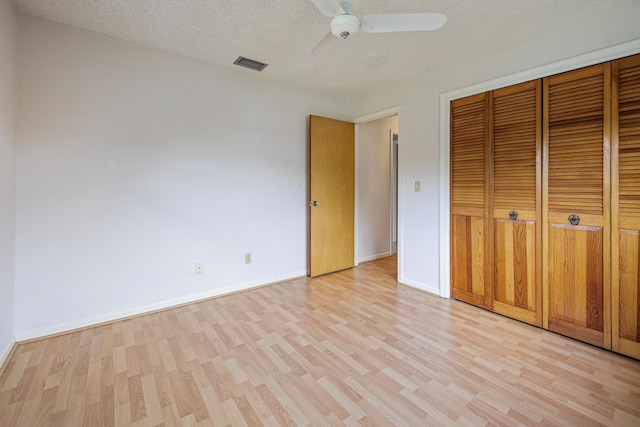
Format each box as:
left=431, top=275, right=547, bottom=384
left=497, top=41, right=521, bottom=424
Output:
left=508, top=210, right=518, bottom=220
left=568, top=214, right=580, bottom=226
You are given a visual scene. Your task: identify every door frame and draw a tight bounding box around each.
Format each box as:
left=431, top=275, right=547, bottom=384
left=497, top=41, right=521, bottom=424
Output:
left=354, top=106, right=402, bottom=280
left=439, top=39, right=640, bottom=299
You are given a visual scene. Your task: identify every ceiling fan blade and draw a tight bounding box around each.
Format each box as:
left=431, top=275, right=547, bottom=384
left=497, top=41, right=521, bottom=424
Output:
left=360, top=13, right=447, bottom=33
left=302, top=32, right=338, bottom=69
left=309, top=0, right=345, bottom=17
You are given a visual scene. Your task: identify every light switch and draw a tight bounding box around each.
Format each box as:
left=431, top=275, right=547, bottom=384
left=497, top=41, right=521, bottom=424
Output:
left=414, top=181, right=421, bottom=192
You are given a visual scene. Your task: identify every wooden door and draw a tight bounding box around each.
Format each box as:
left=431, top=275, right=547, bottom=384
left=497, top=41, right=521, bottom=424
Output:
left=612, top=54, right=640, bottom=359
left=543, top=64, right=611, bottom=348
left=490, top=80, right=542, bottom=326
left=450, top=93, right=490, bottom=308
left=309, top=115, right=355, bottom=277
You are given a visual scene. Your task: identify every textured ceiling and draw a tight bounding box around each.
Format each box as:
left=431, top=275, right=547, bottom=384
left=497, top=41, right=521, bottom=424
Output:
left=12, top=0, right=611, bottom=97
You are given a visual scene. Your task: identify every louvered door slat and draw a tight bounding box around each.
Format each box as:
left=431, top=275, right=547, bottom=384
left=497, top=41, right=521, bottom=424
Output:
left=451, top=93, right=490, bottom=308
left=491, top=80, right=541, bottom=325
left=543, top=63, right=611, bottom=349
left=613, top=53, right=640, bottom=359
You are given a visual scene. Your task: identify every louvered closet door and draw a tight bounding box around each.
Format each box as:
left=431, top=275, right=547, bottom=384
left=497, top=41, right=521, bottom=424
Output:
left=543, top=64, right=611, bottom=348
left=613, top=54, right=640, bottom=359
left=491, top=81, right=542, bottom=326
left=451, top=93, right=490, bottom=308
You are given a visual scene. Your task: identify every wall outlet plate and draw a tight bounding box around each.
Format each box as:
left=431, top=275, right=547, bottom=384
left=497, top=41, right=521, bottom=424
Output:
left=195, top=262, right=203, bottom=274
left=244, top=253, right=252, bottom=264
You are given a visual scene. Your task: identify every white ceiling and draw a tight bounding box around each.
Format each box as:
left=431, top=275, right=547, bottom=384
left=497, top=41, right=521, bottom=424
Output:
left=12, top=0, right=612, bottom=97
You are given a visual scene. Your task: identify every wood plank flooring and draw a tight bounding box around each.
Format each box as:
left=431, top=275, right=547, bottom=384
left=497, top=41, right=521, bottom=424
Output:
left=1, top=256, right=640, bottom=426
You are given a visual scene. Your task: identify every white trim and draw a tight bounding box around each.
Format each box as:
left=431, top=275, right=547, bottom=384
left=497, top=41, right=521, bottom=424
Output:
left=400, top=278, right=440, bottom=297
left=359, top=251, right=394, bottom=263
left=389, top=130, right=396, bottom=256
left=396, top=112, right=404, bottom=284
left=353, top=106, right=403, bottom=282
left=0, top=337, right=16, bottom=370
left=439, top=97, right=451, bottom=299
left=15, top=271, right=306, bottom=342
left=439, top=39, right=640, bottom=299
left=354, top=106, right=402, bottom=124
left=354, top=124, right=360, bottom=267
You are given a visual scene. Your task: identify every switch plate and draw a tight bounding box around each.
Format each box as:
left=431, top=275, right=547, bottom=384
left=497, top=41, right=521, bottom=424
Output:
left=195, top=262, right=203, bottom=274
left=414, top=181, right=421, bottom=192
left=245, top=252, right=252, bottom=264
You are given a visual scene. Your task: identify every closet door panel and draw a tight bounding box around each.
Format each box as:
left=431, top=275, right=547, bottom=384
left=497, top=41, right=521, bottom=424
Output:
left=493, top=218, right=537, bottom=323
left=617, top=229, right=640, bottom=356
left=543, top=63, right=611, bottom=349
left=491, top=80, right=541, bottom=325
left=451, top=93, right=490, bottom=307
left=547, top=223, right=604, bottom=346
left=613, top=54, right=640, bottom=358
left=451, top=211, right=487, bottom=306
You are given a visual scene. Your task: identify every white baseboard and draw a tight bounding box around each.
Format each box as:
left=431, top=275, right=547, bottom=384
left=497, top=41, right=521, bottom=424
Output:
left=0, top=336, right=16, bottom=372
left=359, top=251, right=393, bottom=263
left=398, top=276, right=440, bottom=296
left=15, top=270, right=307, bottom=342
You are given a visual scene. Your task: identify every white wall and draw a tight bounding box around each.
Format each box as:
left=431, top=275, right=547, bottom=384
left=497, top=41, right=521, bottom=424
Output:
left=351, top=0, right=640, bottom=295
left=0, top=0, right=17, bottom=364
left=12, top=1, right=640, bottom=341
left=14, top=16, right=350, bottom=339
left=356, top=115, right=397, bottom=262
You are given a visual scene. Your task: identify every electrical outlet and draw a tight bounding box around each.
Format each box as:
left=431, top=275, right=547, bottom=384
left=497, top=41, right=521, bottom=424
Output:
left=414, top=180, right=421, bottom=192
left=244, top=252, right=252, bottom=264
left=195, top=262, right=203, bottom=274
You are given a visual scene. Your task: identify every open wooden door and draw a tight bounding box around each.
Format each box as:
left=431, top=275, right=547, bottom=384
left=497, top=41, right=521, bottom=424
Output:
left=309, top=115, right=355, bottom=277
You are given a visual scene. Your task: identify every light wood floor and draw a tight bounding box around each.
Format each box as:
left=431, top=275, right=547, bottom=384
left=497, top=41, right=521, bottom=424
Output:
left=1, top=256, right=640, bottom=426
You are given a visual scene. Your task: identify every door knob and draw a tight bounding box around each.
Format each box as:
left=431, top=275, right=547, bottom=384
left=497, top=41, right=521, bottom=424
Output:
left=568, top=214, right=580, bottom=225
left=508, top=210, right=518, bottom=220
left=308, top=201, right=320, bottom=207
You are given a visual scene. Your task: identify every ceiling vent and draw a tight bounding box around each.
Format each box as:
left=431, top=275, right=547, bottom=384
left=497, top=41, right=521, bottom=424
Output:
left=233, top=56, right=268, bottom=72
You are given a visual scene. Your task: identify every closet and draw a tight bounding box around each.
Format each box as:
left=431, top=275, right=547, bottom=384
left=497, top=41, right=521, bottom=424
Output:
left=450, top=53, right=640, bottom=359
left=450, top=82, right=542, bottom=326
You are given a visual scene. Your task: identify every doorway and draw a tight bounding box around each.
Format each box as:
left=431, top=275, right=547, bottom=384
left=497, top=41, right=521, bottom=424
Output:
left=355, top=113, right=399, bottom=275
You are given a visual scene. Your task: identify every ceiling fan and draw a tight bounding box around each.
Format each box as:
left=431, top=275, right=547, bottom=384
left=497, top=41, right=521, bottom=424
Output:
left=305, top=0, right=447, bottom=66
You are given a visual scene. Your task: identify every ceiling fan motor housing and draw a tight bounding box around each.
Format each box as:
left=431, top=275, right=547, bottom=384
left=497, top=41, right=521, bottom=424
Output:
left=331, top=14, right=359, bottom=39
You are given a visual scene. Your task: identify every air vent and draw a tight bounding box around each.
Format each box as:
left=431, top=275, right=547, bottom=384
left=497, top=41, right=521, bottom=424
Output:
left=233, top=56, right=268, bottom=72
